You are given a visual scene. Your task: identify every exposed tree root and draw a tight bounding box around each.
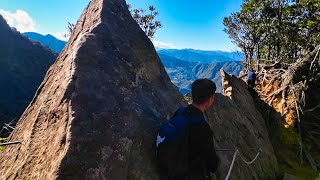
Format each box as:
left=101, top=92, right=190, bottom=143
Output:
left=254, top=45, right=320, bottom=171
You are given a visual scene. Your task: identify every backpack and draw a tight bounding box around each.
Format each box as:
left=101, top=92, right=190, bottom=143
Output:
left=155, top=107, right=203, bottom=178
left=247, top=71, right=256, bottom=81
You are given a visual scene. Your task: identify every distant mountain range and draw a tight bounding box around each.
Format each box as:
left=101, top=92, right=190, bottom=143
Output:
left=23, top=32, right=67, bottom=53
left=158, top=48, right=243, bottom=63
left=23, top=32, right=244, bottom=94
left=23, top=32, right=243, bottom=63
left=159, top=53, right=243, bottom=94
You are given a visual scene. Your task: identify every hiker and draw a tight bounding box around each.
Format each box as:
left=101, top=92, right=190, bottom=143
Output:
left=156, top=79, right=220, bottom=180
left=246, top=67, right=256, bottom=96
left=239, top=67, right=256, bottom=96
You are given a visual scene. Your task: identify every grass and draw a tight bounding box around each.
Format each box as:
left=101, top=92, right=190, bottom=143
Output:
left=254, top=96, right=320, bottom=179
left=0, top=137, right=7, bottom=150
left=275, top=127, right=319, bottom=180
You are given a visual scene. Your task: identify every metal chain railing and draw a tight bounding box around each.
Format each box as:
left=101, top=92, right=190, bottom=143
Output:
left=224, top=148, right=262, bottom=180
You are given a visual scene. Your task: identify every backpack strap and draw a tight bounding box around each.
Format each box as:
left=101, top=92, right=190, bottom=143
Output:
left=156, top=106, right=205, bottom=177
left=157, top=106, right=204, bottom=147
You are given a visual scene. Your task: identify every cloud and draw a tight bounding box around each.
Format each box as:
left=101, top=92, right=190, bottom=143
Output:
left=0, top=9, right=36, bottom=32
left=152, top=40, right=176, bottom=49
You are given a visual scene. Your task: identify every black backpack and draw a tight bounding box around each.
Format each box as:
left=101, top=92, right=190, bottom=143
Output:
left=155, top=107, right=203, bottom=179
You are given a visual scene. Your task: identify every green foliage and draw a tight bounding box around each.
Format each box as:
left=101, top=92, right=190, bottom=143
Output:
left=224, top=0, right=320, bottom=64
left=128, top=4, right=162, bottom=39
left=306, top=20, right=316, bottom=28
left=0, top=137, right=7, bottom=151
left=275, top=128, right=318, bottom=179
left=255, top=100, right=320, bottom=178
left=62, top=22, right=75, bottom=40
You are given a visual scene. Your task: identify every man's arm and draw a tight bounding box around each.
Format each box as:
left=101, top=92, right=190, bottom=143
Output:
left=239, top=73, right=247, bottom=79
left=208, top=139, right=220, bottom=173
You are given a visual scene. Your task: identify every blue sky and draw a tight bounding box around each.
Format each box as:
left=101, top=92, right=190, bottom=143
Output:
left=0, top=0, right=243, bottom=51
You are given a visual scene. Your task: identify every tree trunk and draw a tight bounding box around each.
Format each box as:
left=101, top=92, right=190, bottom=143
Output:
left=257, top=44, right=261, bottom=71
left=268, top=44, right=271, bottom=60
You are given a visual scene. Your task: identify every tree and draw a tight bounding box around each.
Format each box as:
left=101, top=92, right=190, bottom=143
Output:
left=224, top=0, right=320, bottom=64
left=223, top=0, right=267, bottom=65
left=296, top=0, right=320, bottom=51
left=223, top=13, right=253, bottom=64
left=226, top=0, right=320, bottom=175
left=128, top=4, right=162, bottom=39
left=62, top=22, right=75, bottom=40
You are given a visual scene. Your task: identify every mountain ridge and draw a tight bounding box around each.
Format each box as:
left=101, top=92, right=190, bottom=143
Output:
left=0, top=15, right=57, bottom=128
left=22, top=32, right=243, bottom=94
left=23, top=32, right=67, bottom=53
left=158, top=48, right=243, bottom=63
left=22, top=32, right=243, bottom=62
left=159, top=52, right=243, bottom=94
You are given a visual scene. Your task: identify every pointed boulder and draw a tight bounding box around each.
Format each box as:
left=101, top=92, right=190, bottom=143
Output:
left=0, top=0, right=183, bottom=179
left=206, top=70, right=278, bottom=179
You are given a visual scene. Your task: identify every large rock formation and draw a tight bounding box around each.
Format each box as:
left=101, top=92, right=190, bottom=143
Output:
left=206, top=70, right=278, bottom=179
left=0, top=15, right=57, bottom=128
left=0, top=0, right=278, bottom=179
left=0, top=0, right=184, bottom=179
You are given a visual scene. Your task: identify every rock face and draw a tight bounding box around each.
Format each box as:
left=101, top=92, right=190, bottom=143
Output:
left=207, top=70, right=278, bottom=179
left=0, top=15, right=57, bottom=128
left=0, top=0, right=183, bottom=179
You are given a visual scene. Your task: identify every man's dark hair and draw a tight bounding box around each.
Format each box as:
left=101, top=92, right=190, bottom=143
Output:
left=191, top=79, right=216, bottom=104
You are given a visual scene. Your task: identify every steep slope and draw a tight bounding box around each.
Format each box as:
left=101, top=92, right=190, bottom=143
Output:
left=0, top=0, right=184, bottom=179
left=254, top=46, right=320, bottom=178
left=159, top=53, right=197, bottom=94
left=23, top=32, right=67, bottom=53
left=208, top=70, right=278, bottom=179
left=0, top=15, right=57, bottom=128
